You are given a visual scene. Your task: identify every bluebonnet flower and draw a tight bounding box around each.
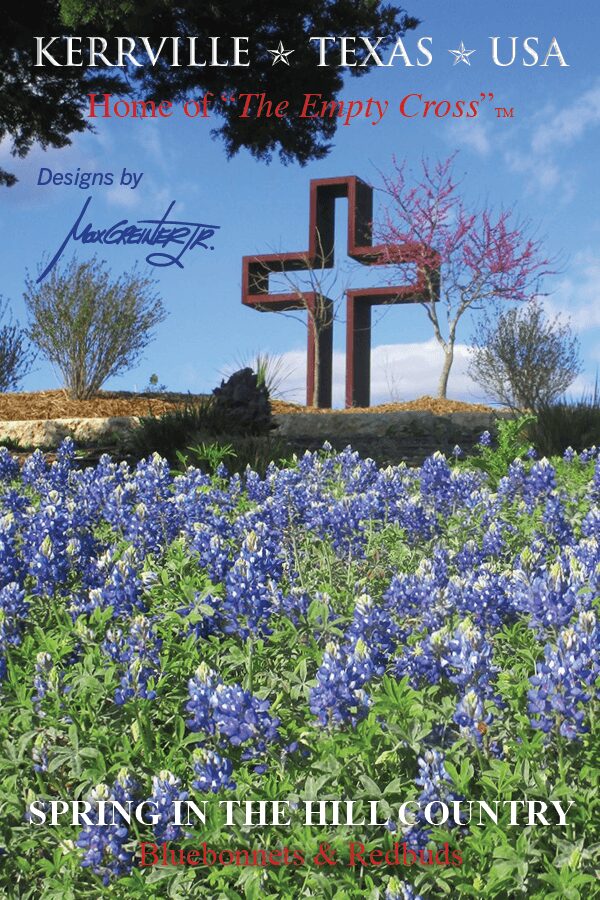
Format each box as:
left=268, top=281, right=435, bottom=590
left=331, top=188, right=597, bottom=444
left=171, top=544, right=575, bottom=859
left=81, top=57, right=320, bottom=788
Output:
left=33, top=652, right=60, bottom=711
left=581, top=508, right=600, bottom=539
left=543, top=494, right=573, bottom=544
left=395, top=627, right=448, bottom=688
left=186, top=662, right=219, bottom=734
left=32, top=734, right=48, bottom=773
left=415, top=749, right=454, bottom=806
left=448, top=569, right=516, bottom=628
left=147, top=771, right=188, bottom=842
left=0, top=582, right=28, bottom=680
left=210, top=682, right=280, bottom=752
left=76, top=771, right=137, bottom=885
left=22, top=497, right=75, bottom=595
left=309, top=639, right=375, bottom=727
left=386, top=877, right=424, bottom=900
left=442, top=621, right=497, bottom=697
left=585, top=459, right=600, bottom=500
left=279, top=586, right=311, bottom=624
left=420, top=452, right=455, bottom=510
left=98, top=548, right=145, bottom=618
left=412, top=748, right=462, bottom=832
left=103, top=615, right=161, bottom=705
left=0, top=447, right=19, bottom=482
left=20, top=449, right=50, bottom=491
left=481, top=522, right=508, bottom=559
left=454, top=689, right=493, bottom=744
left=453, top=540, right=485, bottom=575
left=187, top=522, right=232, bottom=584
left=512, top=565, right=581, bottom=631
left=478, top=431, right=492, bottom=447
left=497, top=459, right=527, bottom=502
left=396, top=621, right=497, bottom=744
left=523, top=459, right=556, bottom=509
left=186, top=663, right=280, bottom=753
left=222, top=526, right=283, bottom=638
left=192, top=749, right=236, bottom=793
left=528, top=612, right=598, bottom=739
left=346, top=594, right=399, bottom=666
left=406, top=549, right=450, bottom=599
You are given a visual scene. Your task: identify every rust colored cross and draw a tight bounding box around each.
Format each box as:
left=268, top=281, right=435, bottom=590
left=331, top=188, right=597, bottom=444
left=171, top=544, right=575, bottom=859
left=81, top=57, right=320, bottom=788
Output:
left=242, top=176, right=439, bottom=408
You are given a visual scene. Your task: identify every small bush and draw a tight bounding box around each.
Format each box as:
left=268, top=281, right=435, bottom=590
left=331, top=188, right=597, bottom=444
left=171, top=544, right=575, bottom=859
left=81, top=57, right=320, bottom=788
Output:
left=528, top=386, right=600, bottom=456
left=468, top=301, right=581, bottom=412
left=25, top=256, right=167, bottom=400
left=127, top=401, right=215, bottom=464
left=0, top=297, right=35, bottom=392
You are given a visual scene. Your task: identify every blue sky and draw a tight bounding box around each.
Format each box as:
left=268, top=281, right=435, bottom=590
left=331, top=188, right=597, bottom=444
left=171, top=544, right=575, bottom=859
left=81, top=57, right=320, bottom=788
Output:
left=1, top=0, right=599, bottom=405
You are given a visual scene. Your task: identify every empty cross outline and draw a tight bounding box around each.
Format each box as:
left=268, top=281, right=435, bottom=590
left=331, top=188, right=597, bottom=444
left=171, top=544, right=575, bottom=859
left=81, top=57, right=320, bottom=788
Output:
left=241, top=175, right=440, bottom=407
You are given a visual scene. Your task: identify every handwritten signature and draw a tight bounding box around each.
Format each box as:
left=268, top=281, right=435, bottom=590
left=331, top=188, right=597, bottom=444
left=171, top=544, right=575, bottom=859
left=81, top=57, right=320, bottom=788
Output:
left=37, top=197, right=220, bottom=282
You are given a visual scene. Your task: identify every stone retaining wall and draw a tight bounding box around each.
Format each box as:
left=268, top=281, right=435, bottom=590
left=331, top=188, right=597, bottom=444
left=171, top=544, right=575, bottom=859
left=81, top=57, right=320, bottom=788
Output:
left=275, top=410, right=511, bottom=465
left=0, top=417, right=139, bottom=450
left=0, top=410, right=511, bottom=465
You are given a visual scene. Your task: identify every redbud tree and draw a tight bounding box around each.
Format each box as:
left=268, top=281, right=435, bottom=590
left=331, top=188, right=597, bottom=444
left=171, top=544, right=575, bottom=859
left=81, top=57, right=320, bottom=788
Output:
left=377, top=155, right=554, bottom=399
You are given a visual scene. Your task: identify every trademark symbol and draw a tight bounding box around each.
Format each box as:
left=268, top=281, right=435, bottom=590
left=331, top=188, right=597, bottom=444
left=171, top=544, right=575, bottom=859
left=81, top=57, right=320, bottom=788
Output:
left=495, top=106, right=514, bottom=118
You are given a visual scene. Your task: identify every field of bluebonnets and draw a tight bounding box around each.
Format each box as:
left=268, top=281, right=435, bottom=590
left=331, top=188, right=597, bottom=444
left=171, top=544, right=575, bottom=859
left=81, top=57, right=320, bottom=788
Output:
left=0, top=421, right=598, bottom=899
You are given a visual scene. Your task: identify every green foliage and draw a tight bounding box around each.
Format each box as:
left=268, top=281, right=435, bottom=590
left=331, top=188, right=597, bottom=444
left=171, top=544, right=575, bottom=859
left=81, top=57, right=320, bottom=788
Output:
left=129, top=368, right=280, bottom=469
left=129, top=402, right=293, bottom=475
left=177, top=441, right=237, bottom=474
left=462, top=415, right=535, bottom=486
left=127, top=401, right=216, bottom=464
left=0, top=4, right=120, bottom=187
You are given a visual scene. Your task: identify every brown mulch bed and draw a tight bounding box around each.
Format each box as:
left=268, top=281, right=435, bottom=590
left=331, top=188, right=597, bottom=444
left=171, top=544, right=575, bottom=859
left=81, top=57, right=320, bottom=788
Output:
left=270, top=396, right=497, bottom=415
left=0, top=390, right=199, bottom=421
left=0, top=390, right=496, bottom=422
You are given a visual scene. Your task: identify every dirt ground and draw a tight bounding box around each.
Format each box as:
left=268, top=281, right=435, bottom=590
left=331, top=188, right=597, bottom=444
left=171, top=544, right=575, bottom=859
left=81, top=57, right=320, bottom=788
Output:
left=0, top=390, right=496, bottom=421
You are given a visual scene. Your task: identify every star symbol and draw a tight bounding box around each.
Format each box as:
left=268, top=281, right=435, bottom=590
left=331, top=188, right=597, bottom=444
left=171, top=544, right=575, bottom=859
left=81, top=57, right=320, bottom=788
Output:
left=267, top=41, right=295, bottom=66
left=448, top=41, right=476, bottom=66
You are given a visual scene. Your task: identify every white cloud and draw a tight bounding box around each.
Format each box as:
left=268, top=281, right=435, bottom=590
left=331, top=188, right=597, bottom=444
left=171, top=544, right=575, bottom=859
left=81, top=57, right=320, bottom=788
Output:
left=105, top=184, right=142, bottom=209
left=269, top=339, right=484, bottom=407
left=544, top=249, right=600, bottom=331
left=505, top=80, right=600, bottom=195
left=445, top=118, right=491, bottom=156
left=531, top=83, right=600, bottom=155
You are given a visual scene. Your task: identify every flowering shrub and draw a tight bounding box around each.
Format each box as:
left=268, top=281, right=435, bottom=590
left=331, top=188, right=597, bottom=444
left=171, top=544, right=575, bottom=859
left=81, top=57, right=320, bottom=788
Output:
left=0, top=439, right=598, bottom=898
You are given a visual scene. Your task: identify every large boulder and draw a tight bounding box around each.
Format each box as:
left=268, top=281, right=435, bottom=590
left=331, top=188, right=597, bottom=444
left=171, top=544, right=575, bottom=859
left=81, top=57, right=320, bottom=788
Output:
left=211, top=368, right=272, bottom=434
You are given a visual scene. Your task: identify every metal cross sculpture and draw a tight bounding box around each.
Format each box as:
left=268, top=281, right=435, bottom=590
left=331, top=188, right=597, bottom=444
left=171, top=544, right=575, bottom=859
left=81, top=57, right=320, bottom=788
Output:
left=242, top=176, right=440, bottom=408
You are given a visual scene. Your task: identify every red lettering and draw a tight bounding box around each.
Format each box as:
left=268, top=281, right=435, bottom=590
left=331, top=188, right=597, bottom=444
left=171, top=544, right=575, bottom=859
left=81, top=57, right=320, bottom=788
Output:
left=139, top=842, right=159, bottom=866
left=399, top=92, right=421, bottom=117
left=348, top=841, right=367, bottom=866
